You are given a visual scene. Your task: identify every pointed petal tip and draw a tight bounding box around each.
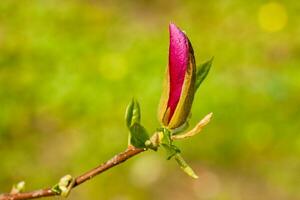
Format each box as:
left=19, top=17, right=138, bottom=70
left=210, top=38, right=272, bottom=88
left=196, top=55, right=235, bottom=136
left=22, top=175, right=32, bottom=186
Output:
left=169, top=22, right=176, bottom=30
left=169, top=23, right=184, bottom=36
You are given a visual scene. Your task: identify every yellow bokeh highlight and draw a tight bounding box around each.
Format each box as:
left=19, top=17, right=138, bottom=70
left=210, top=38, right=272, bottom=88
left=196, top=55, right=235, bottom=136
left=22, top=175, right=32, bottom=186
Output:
left=258, top=2, right=288, bottom=32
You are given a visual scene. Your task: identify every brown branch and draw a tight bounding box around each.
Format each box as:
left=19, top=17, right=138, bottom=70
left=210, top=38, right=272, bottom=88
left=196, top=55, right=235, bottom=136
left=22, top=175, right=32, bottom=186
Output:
left=0, top=146, right=145, bottom=200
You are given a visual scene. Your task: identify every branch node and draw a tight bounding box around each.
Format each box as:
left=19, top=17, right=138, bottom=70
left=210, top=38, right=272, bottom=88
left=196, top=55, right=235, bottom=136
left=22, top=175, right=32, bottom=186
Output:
left=10, top=181, right=25, bottom=194
left=51, top=174, right=74, bottom=197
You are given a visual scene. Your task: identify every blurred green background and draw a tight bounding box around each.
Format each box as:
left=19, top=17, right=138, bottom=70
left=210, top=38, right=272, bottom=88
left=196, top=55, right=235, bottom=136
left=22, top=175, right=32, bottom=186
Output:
left=1, top=0, right=300, bottom=199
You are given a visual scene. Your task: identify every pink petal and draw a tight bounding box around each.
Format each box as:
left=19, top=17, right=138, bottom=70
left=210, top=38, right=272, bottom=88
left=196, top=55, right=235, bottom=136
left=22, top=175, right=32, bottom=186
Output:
left=167, top=23, right=189, bottom=121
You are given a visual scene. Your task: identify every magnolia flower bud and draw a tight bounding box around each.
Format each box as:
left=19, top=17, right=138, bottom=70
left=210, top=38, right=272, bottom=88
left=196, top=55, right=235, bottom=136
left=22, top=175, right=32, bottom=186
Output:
left=158, top=23, right=196, bottom=129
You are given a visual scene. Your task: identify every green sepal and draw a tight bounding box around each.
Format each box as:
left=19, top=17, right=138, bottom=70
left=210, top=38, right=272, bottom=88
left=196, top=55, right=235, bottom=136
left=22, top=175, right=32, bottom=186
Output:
left=174, top=154, right=198, bottom=179
left=195, top=57, right=213, bottom=91
left=125, top=98, right=141, bottom=128
left=129, top=123, right=150, bottom=148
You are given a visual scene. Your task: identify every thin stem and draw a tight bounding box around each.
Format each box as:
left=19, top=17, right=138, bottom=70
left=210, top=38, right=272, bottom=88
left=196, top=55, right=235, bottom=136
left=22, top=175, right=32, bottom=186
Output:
left=0, top=147, right=145, bottom=200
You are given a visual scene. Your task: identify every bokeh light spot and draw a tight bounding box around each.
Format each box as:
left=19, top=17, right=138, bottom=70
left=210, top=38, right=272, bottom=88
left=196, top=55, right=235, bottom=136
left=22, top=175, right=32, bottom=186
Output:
left=129, top=154, right=163, bottom=187
left=193, top=170, right=221, bottom=199
left=258, top=2, right=288, bottom=32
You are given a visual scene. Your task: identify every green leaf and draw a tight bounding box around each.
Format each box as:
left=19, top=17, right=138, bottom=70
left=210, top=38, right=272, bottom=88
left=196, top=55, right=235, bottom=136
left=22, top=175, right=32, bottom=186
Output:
left=159, top=128, right=198, bottom=179
left=125, top=98, right=141, bottom=128
left=125, top=99, right=150, bottom=148
left=174, top=154, right=198, bottom=179
left=129, top=123, right=150, bottom=148
left=162, top=144, right=181, bottom=160
left=160, top=128, right=181, bottom=159
left=195, top=57, right=213, bottom=91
